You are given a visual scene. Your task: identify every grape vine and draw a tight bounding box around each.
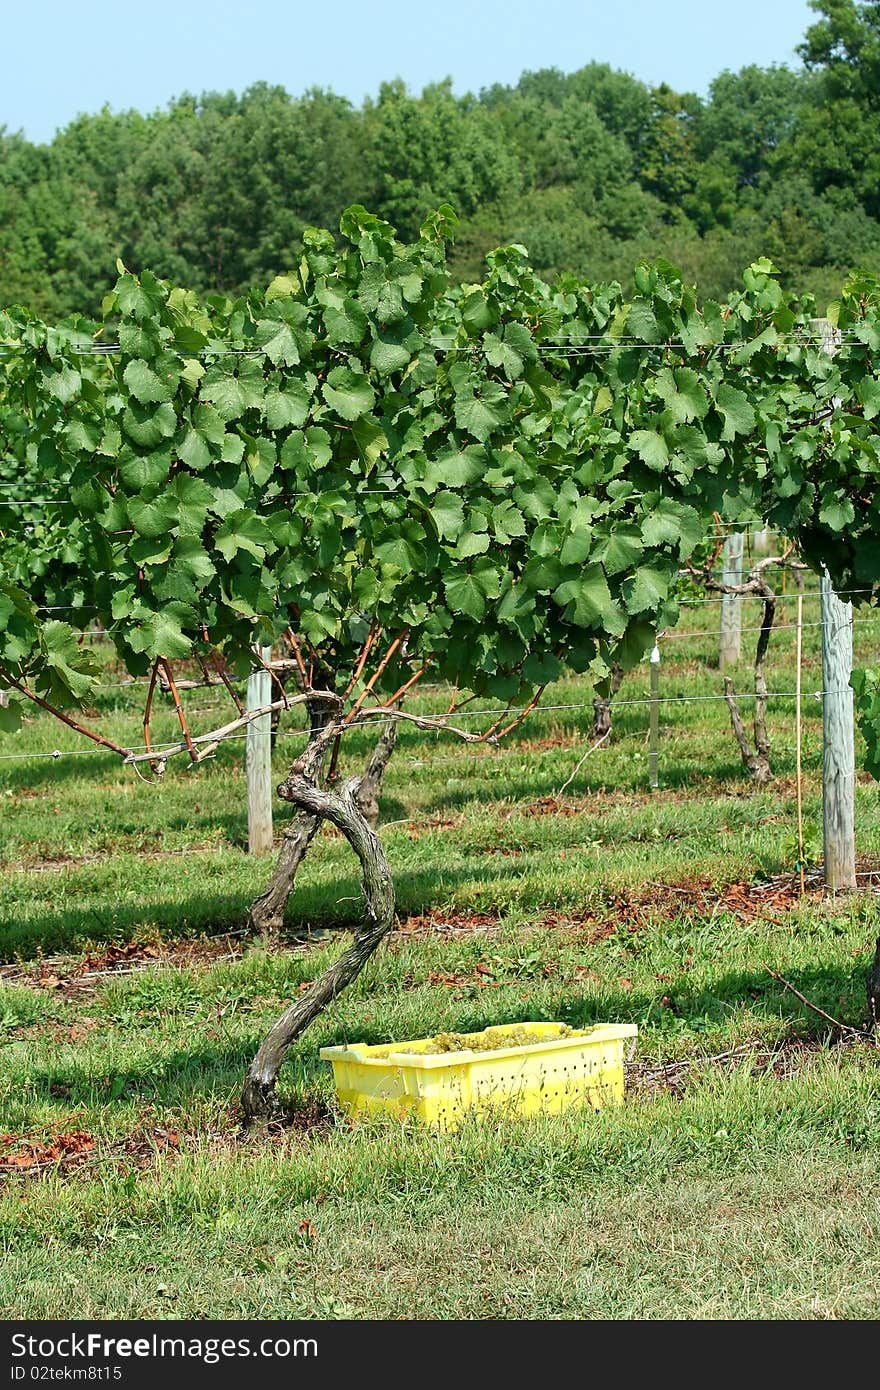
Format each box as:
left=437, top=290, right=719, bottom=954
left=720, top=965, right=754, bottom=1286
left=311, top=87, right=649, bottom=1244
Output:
left=3, top=207, right=880, bottom=1115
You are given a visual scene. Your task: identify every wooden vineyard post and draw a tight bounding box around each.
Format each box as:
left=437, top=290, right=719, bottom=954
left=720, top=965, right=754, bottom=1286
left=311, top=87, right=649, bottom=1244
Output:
left=719, top=532, right=744, bottom=669
left=810, top=316, right=855, bottom=890
left=821, top=571, right=856, bottom=890
left=246, top=645, right=274, bottom=855
left=648, top=640, right=660, bottom=790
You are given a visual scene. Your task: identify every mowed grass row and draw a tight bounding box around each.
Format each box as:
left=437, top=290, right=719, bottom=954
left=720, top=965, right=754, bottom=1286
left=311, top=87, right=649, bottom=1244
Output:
left=1, top=584, right=880, bottom=1318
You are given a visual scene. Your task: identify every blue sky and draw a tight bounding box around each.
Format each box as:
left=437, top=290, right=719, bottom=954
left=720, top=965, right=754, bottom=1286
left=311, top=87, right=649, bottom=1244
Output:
left=3, top=0, right=815, bottom=144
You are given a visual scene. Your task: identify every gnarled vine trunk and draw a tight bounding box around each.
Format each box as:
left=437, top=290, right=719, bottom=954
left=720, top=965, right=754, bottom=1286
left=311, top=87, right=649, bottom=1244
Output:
left=694, top=555, right=790, bottom=785
left=353, top=718, right=399, bottom=829
left=248, top=808, right=322, bottom=936
left=241, top=770, right=395, bottom=1123
left=722, top=583, right=774, bottom=784
left=249, top=694, right=332, bottom=936
left=592, top=662, right=624, bottom=740
left=248, top=716, right=398, bottom=936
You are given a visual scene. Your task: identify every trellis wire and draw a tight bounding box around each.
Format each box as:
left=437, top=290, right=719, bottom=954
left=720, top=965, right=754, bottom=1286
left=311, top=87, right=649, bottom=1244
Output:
left=0, top=330, right=871, bottom=361
left=16, top=586, right=875, bottom=615
left=0, top=684, right=846, bottom=765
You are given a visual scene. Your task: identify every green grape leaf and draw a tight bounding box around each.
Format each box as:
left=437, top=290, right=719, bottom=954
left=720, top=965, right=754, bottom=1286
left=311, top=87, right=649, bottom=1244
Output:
left=169, top=474, right=214, bottom=533
left=127, top=495, right=177, bottom=539
left=129, top=605, right=194, bottom=660
left=630, top=430, right=669, bottom=471
left=214, top=510, right=272, bottom=561
left=255, top=321, right=301, bottom=367
left=123, top=359, right=173, bottom=406
left=857, top=376, right=880, bottom=420
left=444, top=560, right=501, bottom=619
left=715, top=384, right=756, bottom=440
left=153, top=538, right=216, bottom=601
left=178, top=430, right=212, bottom=472
left=264, top=382, right=312, bottom=430
left=123, top=401, right=177, bottom=447
left=552, top=565, right=615, bottom=627
left=655, top=367, right=707, bottom=424
left=595, top=528, right=644, bottom=575
left=454, top=388, right=506, bottom=442
left=430, top=492, right=465, bottom=541
left=321, top=367, right=376, bottom=421
left=623, top=564, right=669, bottom=615
left=119, top=450, right=172, bottom=490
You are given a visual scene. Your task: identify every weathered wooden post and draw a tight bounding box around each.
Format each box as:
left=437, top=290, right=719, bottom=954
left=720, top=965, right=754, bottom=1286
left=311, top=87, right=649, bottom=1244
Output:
left=719, top=532, right=744, bottom=669
left=246, top=645, right=274, bottom=855
left=821, top=571, right=856, bottom=889
left=810, top=317, right=856, bottom=890
left=648, top=640, right=660, bottom=790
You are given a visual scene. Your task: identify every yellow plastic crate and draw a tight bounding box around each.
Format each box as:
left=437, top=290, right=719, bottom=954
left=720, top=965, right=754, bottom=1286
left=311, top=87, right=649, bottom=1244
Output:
left=320, top=1021, right=637, bottom=1131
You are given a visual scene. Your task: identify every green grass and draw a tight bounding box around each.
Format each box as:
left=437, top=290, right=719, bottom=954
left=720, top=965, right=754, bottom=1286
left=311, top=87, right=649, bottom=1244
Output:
left=2, top=586, right=880, bottom=1319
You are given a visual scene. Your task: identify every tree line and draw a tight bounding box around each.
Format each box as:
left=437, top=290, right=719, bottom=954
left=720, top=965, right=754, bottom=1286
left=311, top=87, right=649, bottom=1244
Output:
left=2, top=2, right=880, bottom=319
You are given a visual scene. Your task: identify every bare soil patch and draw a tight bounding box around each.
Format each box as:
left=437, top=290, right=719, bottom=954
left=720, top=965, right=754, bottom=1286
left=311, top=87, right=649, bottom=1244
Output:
left=0, top=1099, right=335, bottom=1185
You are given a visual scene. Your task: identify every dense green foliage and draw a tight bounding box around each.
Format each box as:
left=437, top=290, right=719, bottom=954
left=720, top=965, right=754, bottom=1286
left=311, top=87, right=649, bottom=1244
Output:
left=852, top=663, right=880, bottom=777
left=4, top=3, right=880, bottom=317
left=2, top=202, right=880, bottom=752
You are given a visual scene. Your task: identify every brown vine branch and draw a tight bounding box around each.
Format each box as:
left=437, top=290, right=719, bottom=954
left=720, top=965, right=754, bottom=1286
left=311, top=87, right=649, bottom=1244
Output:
left=469, top=697, right=516, bottom=744
left=195, top=654, right=213, bottom=689
left=253, top=647, right=289, bottom=711
left=124, top=691, right=342, bottom=768
left=210, top=650, right=244, bottom=715
left=803, top=406, right=837, bottom=429
left=709, top=513, right=725, bottom=569
left=304, top=638, right=322, bottom=684
left=696, top=552, right=798, bottom=784
left=342, top=621, right=381, bottom=701
left=753, top=588, right=774, bottom=765
left=242, top=772, right=396, bottom=1121
left=154, top=671, right=238, bottom=696
left=468, top=682, right=548, bottom=746
left=593, top=662, right=625, bottom=739
left=350, top=705, right=487, bottom=743
left=344, top=628, right=410, bottom=725
left=686, top=513, right=727, bottom=579
left=326, top=731, right=343, bottom=784
left=143, top=659, right=160, bottom=772
left=449, top=692, right=479, bottom=715
left=5, top=677, right=130, bottom=758
left=284, top=628, right=309, bottom=686
left=381, top=660, right=430, bottom=710
left=489, top=684, right=547, bottom=742
left=764, top=968, right=866, bottom=1038
left=160, top=659, right=197, bottom=764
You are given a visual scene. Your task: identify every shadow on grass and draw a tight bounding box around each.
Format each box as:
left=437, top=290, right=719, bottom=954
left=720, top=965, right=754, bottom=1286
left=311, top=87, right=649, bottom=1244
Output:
left=0, top=741, right=253, bottom=794
left=318, top=960, right=875, bottom=1051
left=16, top=959, right=875, bottom=1115
left=0, top=829, right=812, bottom=962
left=1, top=850, right=554, bottom=961
left=24, top=1037, right=263, bottom=1112
left=408, top=757, right=788, bottom=813
left=0, top=892, right=251, bottom=961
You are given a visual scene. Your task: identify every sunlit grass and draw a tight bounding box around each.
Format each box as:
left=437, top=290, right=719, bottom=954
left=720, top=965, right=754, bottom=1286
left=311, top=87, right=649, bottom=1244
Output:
left=1, top=589, right=879, bottom=1317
